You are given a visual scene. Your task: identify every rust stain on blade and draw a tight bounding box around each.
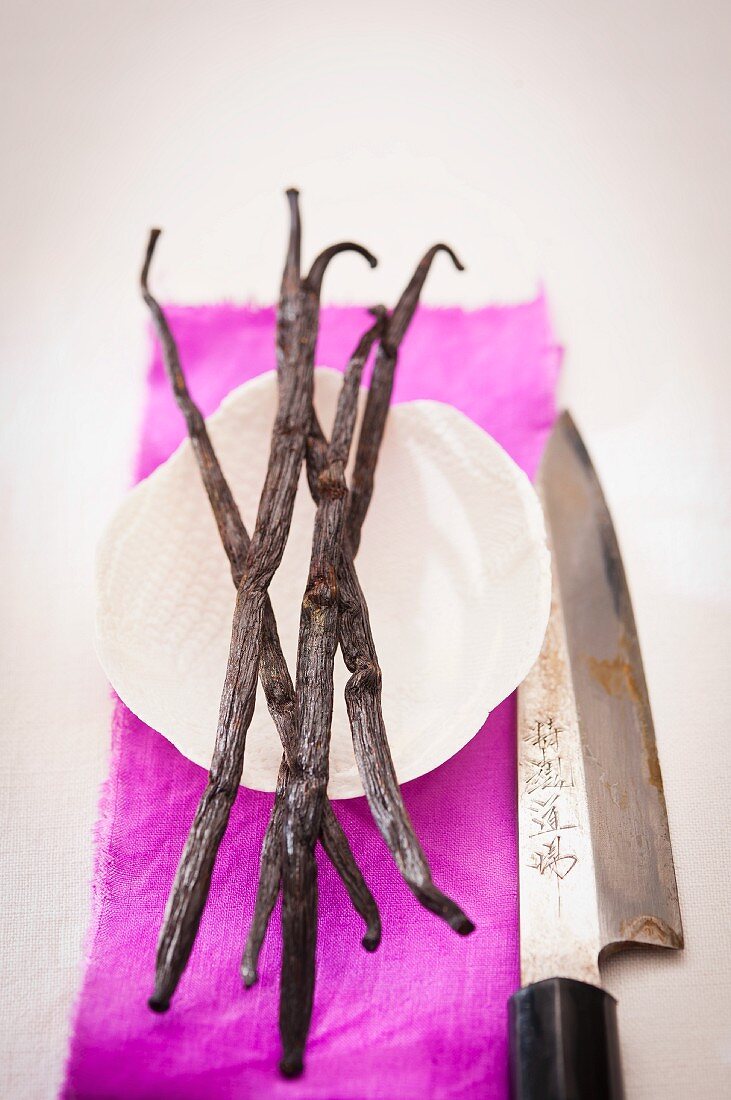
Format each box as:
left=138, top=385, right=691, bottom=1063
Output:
left=641, top=718, right=665, bottom=795
left=586, top=635, right=664, bottom=795
left=586, top=653, right=639, bottom=701
left=619, top=914, right=684, bottom=950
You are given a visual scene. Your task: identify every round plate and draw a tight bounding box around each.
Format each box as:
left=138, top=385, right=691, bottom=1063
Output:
left=95, top=367, right=550, bottom=798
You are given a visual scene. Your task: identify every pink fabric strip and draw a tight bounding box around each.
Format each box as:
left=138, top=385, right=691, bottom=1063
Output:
left=63, top=301, right=559, bottom=1099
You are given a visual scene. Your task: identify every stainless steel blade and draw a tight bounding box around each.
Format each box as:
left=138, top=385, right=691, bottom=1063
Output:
left=517, top=412, right=683, bottom=987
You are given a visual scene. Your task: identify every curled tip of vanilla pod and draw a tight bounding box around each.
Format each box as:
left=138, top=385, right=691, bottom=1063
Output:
left=305, top=241, right=378, bottom=297
left=433, top=242, right=465, bottom=273
left=385, top=242, right=465, bottom=350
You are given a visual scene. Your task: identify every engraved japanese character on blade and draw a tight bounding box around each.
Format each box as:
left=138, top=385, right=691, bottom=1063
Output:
left=522, top=718, right=579, bottom=911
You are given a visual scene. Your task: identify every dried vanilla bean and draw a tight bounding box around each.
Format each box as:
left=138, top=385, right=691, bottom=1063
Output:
left=279, top=309, right=387, bottom=1078
left=242, top=197, right=383, bottom=984
left=340, top=554, right=473, bottom=928
left=144, top=211, right=378, bottom=1011
left=305, top=246, right=474, bottom=931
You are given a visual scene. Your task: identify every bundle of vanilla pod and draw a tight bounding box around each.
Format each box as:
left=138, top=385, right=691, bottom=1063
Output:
left=141, top=191, right=474, bottom=1078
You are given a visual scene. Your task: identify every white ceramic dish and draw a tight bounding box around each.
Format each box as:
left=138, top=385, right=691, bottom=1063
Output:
left=95, top=367, right=550, bottom=798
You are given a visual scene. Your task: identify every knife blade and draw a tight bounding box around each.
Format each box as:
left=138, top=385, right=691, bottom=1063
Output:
left=509, top=411, right=683, bottom=1100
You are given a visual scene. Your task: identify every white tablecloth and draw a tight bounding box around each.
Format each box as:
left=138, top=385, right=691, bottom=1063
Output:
left=1, top=2, right=729, bottom=1096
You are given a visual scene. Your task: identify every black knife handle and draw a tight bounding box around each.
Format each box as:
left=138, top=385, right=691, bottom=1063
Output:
left=509, top=977, right=624, bottom=1100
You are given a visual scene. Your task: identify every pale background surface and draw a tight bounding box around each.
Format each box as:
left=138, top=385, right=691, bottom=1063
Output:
left=1, top=2, right=729, bottom=1097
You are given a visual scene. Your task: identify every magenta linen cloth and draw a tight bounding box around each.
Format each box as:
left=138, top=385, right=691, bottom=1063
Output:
left=63, top=300, right=560, bottom=1099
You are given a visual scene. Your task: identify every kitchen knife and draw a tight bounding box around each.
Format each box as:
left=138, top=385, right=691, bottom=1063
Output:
left=510, top=412, right=683, bottom=1100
